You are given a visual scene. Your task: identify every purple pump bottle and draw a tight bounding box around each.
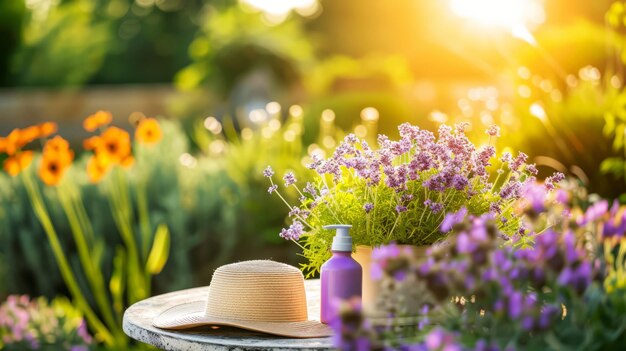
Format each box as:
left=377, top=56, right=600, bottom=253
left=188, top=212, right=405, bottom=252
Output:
left=320, top=224, right=362, bottom=324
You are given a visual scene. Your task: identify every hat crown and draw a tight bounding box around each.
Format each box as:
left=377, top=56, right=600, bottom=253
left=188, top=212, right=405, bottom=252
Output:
left=205, top=260, right=308, bottom=322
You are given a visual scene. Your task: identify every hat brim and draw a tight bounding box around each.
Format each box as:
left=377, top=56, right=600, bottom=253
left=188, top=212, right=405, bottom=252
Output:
left=153, top=301, right=332, bottom=339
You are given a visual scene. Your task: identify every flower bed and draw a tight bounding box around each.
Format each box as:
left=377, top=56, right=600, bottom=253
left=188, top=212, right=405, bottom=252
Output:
left=332, top=181, right=626, bottom=350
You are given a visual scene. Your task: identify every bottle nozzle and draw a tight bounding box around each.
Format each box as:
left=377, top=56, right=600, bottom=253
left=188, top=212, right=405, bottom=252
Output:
left=324, top=224, right=353, bottom=252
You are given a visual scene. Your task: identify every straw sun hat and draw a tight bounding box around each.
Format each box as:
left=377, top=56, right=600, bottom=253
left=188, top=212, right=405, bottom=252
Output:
left=153, top=260, right=332, bottom=338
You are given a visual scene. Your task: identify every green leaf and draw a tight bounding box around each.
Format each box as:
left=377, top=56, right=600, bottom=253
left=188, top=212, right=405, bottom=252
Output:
left=93, top=238, right=105, bottom=269
left=146, top=224, right=170, bottom=275
left=600, top=157, right=625, bottom=177
left=109, top=247, right=126, bottom=315
left=604, top=112, right=616, bottom=136
left=613, top=124, right=626, bottom=151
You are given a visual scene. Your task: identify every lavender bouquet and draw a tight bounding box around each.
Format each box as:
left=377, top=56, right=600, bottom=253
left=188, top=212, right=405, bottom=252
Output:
left=266, top=122, right=545, bottom=275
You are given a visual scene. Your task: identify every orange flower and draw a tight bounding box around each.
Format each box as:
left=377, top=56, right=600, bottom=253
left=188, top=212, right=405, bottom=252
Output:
left=96, top=126, right=131, bottom=164
left=83, top=111, right=113, bottom=132
left=38, top=122, right=58, bottom=138
left=39, top=155, right=68, bottom=186
left=83, top=136, right=101, bottom=151
left=0, top=123, right=58, bottom=156
left=3, top=151, right=34, bottom=176
left=43, top=136, right=74, bottom=167
left=0, top=129, right=22, bottom=155
left=44, top=135, right=69, bottom=152
left=121, top=155, right=135, bottom=169
left=39, top=137, right=74, bottom=186
left=18, top=126, right=41, bottom=146
left=135, top=118, right=162, bottom=145
left=87, top=155, right=110, bottom=183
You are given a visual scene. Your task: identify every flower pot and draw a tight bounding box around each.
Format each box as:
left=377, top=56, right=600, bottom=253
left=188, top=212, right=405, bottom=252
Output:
left=353, top=245, right=430, bottom=324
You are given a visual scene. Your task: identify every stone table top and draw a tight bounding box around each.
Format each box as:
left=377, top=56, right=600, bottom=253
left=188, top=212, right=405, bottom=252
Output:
left=123, top=279, right=334, bottom=351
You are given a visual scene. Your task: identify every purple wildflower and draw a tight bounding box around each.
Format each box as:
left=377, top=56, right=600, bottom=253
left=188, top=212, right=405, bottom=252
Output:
left=474, top=146, right=496, bottom=176
left=76, top=320, right=92, bottom=344
left=507, top=291, right=523, bottom=319
left=526, top=163, right=538, bottom=175
left=410, top=152, right=435, bottom=173
left=288, top=207, right=301, bottom=217
left=424, top=199, right=444, bottom=214
left=283, top=172, right=297, bottom=186
left=430, top=203, right=443, bottom=214
left=396, top=205, right=408, bottom=213
left=263, top=166, right=274, bottom=178
left=267, top=184, right=278, bottom=194
left=486, top=125, right=501, bottom=137
left=441, top=207, right=468, bottom=232
left=364, top=203, right=374, bottom=214
left=558, top=262, right=592, bottom=294
left=602, top=203, right=626, bottom=238
left=522, top=182, right=548, bottom=213
left=538, top=306, right=559, bottom=330
left=455, top=122, right=471, bottom=133
left=303, top=182, right=318, bottom=197
left=279, top=221, right=305, bottom=240
left=307, top=154, right=323, bottom=170
left=424, top=328, right=462, bottom=351
left=579, top=200, right=608, bottom=225
left=500, top=152, right=512, bottom=164
left=510, top=152, right=528, bottom=172
left=424, top=174, right=447, bottom=192
left=417, top=129, right=436, bottom=148
left=489, top=202, right=501, bottom=215
left=398, top=122, right=421, bottom=142
left=499, top=181, right=522, bottom=200
left=457, top=232, right=477, bottom=254
left=555, top=189, right=569, bottom=204
left=544, top=172, right=565, bottom=190
left=452, top=174, right=469, bottom=190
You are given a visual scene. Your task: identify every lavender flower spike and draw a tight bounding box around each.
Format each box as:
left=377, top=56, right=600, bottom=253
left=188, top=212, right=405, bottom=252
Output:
left=279, top=221, right=305, bottom=240
left=283, top=172, right=297, bottom=186
left=486, top=125, right=501, bottom=137
left=545, top=172, right=565, bottom=191
left=267, top=184, right=278, bottom=194
left=440, top=207, right=468, bottom=232
left=263, top=166, right=274, bottom=178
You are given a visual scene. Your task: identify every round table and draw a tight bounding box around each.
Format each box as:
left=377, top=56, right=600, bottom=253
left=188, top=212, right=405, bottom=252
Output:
left=123, top=279, right=333, bottom=350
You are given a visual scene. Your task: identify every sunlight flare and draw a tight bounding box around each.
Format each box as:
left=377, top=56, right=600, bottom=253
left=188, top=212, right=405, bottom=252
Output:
left=450, top=0, right=544, bottom=44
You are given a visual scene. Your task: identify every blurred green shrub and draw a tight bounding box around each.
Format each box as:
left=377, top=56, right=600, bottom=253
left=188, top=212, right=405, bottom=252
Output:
left=11, top=0, right=110, bottom=86
left=175, top=3, right=314, bottom=95
left=7, top=0, right=207, bottom=86
left=191, top=105, right=314, bottom=246
left=0, top=0, right=24, bottom=86
left=435, top=67, right=626, bottom=199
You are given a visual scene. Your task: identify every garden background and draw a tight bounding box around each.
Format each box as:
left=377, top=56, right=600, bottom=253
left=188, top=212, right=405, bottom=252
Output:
left=1, top=0, right=626, bottom=349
